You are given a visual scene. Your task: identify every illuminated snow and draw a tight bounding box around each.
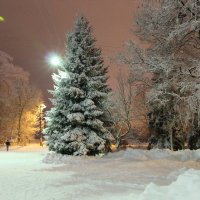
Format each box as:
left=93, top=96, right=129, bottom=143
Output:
left=0, top=145, right=200, bottom=200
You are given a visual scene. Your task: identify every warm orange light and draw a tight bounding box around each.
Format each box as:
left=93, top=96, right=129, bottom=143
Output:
left=111, top=144, right=117, bottom=151
left=40, top=103, right=46, bottom=110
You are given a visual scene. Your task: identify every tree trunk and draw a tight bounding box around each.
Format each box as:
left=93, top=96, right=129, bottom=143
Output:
left=169, top=128, right=174, bottom=151
left=17, top=108, right=23, bottom=144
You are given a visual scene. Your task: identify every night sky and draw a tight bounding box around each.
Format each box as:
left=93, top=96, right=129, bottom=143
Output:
left=0, top=0, right=138, bottom=102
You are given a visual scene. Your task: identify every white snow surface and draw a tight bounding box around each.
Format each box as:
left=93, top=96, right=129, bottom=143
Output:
left=0, top=145, right=200, bottom=200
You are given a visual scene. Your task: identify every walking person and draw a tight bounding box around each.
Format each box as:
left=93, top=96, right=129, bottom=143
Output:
left=5, top=139, right=11, bottom=151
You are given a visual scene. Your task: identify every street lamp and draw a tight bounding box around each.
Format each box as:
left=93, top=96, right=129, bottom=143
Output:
left=46, top=53, right=62, bottom=67
left=46, top=52, right=70, bottom=79
left=39, top=103, right=46, bottom=146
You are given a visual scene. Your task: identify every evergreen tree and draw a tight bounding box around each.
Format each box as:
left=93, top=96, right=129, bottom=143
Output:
left=44, top=16, right=114, bottom=155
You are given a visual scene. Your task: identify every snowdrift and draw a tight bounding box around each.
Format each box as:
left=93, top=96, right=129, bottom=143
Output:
left=43, top=148, right=200, bottom=164
left=107, top=148, right=200, bottom=161
left=1, top=147, right=199, bottom=200
left=42, top=149, right=200, bottom=200
left=133, top=169, right=200, bottom=200
left=91, top=169, right=200, bottom=200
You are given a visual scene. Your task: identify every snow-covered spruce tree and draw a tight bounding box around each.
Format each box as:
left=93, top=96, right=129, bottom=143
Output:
left=121, top=0, right=200, bottom=150
left=44, top=16, right=114, bottom=155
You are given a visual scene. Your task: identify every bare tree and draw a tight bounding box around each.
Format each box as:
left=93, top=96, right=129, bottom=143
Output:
left=14, top=80, right=42, bottom=144
left=0, top=51, right=42, bottom=144
left=111, top=68, right=149, bottom=148
left=112, top=72, right=134, bottom=147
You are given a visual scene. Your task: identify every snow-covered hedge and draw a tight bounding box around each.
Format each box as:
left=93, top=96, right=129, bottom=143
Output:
left=43, top=148, right=200, bottom=164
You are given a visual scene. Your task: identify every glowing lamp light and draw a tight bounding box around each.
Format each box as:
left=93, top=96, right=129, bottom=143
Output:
left=49, top=55, right=61, bottom=66
left=46, top=53, right=62, bottom=67
left=111, top=144, right=117, bottom=152
left=0, top=16, right=5, bottom=22
left=40, top=103, right=46, bottom=110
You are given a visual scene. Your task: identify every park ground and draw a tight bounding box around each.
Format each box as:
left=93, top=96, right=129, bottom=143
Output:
left=0, top=144, right=200, bottom=200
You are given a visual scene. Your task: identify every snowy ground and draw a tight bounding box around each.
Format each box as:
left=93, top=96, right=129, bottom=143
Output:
left=0, top=145, right=200, bottom=200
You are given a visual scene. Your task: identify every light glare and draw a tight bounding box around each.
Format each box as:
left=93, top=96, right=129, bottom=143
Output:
left=47, top=53, right=62, bottom=67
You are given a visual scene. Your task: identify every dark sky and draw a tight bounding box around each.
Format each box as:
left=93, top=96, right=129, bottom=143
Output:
left=0, top=0, right=138, bottom=102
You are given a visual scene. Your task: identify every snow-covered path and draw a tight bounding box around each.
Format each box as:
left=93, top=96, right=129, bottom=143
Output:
left=0, top=146, right=200, bottom=200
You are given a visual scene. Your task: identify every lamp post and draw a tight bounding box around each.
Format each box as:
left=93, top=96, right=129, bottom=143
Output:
left=39, top=103, right=46, bottom=146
